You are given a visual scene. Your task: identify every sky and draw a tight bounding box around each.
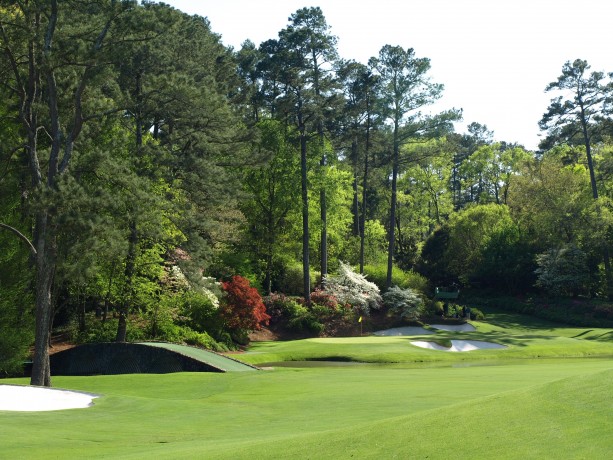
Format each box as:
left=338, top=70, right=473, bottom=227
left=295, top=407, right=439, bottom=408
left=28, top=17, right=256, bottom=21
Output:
left=163, top=0, right=612, bottom=150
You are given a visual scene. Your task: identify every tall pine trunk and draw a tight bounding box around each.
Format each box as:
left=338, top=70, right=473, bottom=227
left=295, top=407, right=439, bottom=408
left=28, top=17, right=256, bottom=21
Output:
left=300, top=119, right=311, bottom=303
left=359, top=113, right=372, bottom=274
left=386, top=123, right=400, bottom=290
left=301, top=136, right=311, bottom=303
left=116, top=220, right=137, bottom=342
left=351, top=138, right=360, bottom=237
left=320, top=168, right=328, bottom=278
left=30, top=212, right=56, bottom=386
left=318, top=124, right=327, bottom=278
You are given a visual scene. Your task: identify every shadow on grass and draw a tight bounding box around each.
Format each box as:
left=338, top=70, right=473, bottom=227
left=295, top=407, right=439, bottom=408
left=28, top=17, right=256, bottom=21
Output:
left=572, top=330, right=594, bottom=338
left=483, top=310, right=565, bottom=331
left=590, top=331, right=613, bottom=342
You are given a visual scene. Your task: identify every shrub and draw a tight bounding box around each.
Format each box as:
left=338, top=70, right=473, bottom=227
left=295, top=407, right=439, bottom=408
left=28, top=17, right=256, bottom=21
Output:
left=363, top=264, right=428, bottom=292
left=163, top=265, right=190, bottom=292
left=264, top=293, right=298, bottom=318
left=221, top=275, right=270, bottom=332
left=170, top=289, right=237, bottom=348
left=424, top=300, right=445, bottom=317
left=180, top=327, right=228, bottom=352
left=72, top=317, right=146, bottom=343
left=262, top=293, right=327, bottom=336
left=288, top=314, right=324, bottom=334
left=72, top=318, right=112, bottom=343
left=273, top=263, right=315, bottom=296
left=177, top=291, right=221, bottom=332
left=263, top=292, right=309, bottom=325
left=535, top=244, right=590, bottom=297
left=310, top=289, right=340, bottom=309
left=208, top=251, right=261, bottom=290
left=309, top=303, right=353, bottom=336
left=146, top=294, right=181, bottom=341
left=469, top=307, right=485, bottom=321
left=321, top=262, right=382, bottom=315
left=382, top=286, right=424, bottom=321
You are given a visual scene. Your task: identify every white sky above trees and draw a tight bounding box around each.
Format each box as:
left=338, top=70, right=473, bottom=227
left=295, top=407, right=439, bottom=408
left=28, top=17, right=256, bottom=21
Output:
left=164, top=0, right=612, bottom=150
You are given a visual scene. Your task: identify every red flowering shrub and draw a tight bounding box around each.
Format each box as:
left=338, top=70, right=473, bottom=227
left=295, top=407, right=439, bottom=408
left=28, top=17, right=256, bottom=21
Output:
left=221, top=276, right=270, bottom=331
left=309, top=289, right=339, bottom=309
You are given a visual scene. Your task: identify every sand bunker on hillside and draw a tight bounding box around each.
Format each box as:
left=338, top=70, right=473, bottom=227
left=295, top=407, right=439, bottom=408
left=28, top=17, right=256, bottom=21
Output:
left=0, top=385, right=98, bottom=412
left=410, top=340, right=507, bottom=352
left=374, top=323, right=476, bottom=336
left=430, top=323, right=476, bottom=332
left=373, top=326, right=434, bottom=336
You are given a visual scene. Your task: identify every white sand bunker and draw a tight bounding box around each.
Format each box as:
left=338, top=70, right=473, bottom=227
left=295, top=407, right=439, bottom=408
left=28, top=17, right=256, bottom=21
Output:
left=0, top=385, right=98, bottom=412
left=374, top=326, right=434, bottom=336
left=411, top=340, right=507, bottom=352
left=430, top=323, right=476, bottom=332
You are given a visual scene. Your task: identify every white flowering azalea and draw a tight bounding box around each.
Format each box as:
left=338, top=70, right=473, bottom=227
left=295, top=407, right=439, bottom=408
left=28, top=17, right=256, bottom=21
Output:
left=166, top=265, right=190, bottom=290
left=200, top=276, right=221, bottom=309
left=383, top=286, right=424, bottom=320
left=322, top=262, right=382, bottom=314
left=202, top=289, right=219, bottom=309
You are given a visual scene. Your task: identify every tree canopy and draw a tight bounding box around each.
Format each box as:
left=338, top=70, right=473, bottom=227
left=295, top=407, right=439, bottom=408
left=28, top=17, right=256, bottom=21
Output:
left=1, top=3, right=612, bottom=383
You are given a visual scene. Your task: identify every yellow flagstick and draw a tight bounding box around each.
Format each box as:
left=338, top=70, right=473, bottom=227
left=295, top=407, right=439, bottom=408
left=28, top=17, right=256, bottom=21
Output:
left=358, top=316, right=362, bottom=336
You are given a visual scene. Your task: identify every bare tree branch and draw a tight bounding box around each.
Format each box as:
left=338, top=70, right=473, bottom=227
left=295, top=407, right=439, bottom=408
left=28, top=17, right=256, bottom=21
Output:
left=0, top=223, right=37, bottom=256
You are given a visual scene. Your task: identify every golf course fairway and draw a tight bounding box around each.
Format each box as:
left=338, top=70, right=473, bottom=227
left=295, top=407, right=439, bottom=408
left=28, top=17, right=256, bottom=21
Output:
left=2, top=312, right=612, bottom=458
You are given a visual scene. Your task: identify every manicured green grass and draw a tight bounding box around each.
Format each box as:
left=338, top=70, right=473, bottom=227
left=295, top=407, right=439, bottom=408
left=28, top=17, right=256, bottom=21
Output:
left=220, top=367, right=613, bottom=459
left=2, top=361, right=612, bottom=459
left=1, top=309, right=612, bottom=458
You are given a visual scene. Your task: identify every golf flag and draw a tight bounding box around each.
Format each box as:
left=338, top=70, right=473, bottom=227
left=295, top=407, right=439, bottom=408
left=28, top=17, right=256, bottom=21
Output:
left=358, top=316, right=362, bottom=323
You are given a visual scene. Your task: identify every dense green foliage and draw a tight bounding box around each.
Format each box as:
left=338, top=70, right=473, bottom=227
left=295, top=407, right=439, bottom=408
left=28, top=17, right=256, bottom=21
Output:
left=0, top=2, right=612, bottom=380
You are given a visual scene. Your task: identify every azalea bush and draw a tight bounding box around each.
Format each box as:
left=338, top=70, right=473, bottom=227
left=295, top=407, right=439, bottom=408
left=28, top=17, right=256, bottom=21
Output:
left=382, top=286, right=424, bottom=321
left=535, top=244, right=590, bottom=297
left=263, top=293, right=305, bottom=323
left=310, top=289, right=341, bottom=308
left=172, top=290, right=229, bottom=346
left=263, top=293, right=324, bottom=336
left=221, top=275, right=270, bottom=332
left=321, top=262, right=382, bottom=315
